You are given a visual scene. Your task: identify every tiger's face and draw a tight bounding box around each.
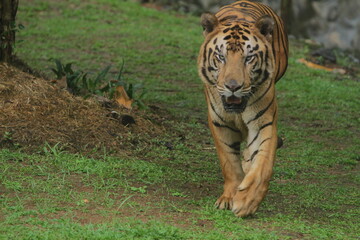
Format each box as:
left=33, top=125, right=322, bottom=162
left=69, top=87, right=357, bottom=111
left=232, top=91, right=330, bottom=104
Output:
left=199, top=14, right=275, bottom=113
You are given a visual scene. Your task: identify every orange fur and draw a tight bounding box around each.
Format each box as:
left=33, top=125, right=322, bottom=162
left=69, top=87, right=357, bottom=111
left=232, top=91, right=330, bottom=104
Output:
left=198, top=0, right=288, bottom=217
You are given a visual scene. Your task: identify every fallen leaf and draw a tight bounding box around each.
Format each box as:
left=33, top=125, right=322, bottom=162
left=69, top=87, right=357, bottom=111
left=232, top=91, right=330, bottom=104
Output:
left=297, top=58, right=346, bottom=74
left=297, top=58, right=333, bottom=71
left=114, top=86, right=133, bottom=109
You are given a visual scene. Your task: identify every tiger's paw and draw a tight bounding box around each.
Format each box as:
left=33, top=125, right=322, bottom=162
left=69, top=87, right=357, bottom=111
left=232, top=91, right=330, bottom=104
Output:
left=215, top=182, right=241, bottom=210
left=231, top=174, right=269, bottom=217
left=215, top=195, right=233, bottom=210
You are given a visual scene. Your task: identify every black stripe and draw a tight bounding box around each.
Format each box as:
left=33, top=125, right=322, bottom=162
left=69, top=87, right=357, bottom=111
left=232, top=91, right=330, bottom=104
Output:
left=259, top=68, right=270, bottom=84
left=256, top=69, right=270, bottom=87
left=254, top=69, right=262, bottom=75
left=250, top=150, right=259, bottom=161
left=260, top=121, right=273, bottom=130
left=247, top=95, right=275, bottom=124
left=230, top=25, right=239, bottom=30
left=223, top=28, right=231, bottom=33
left=219, top=15, right=238, bottom=22
left=212, top=121, right=241, bottom=133
left=229, top=151, right=240, bottom=155
left=209, top=100, right=225, bottom=122
left=201, top=67, right=215, bottom=85
left=217, top=8, right=238, bottom=18
left=258, top=51, right=263, bottom=63
left=208, top=66, right=215, bottom=72
left=201, top=39, right=211, bottom=85
left=225, top=141, right=241, bottom=151
left=264, top=45, right=269, bottom=67
left=260, top=137, right=271, bottom=146
left=247, top=121, right=273, bottom=148
left=207, top=48, right=213, bottom=62
left=249, top=76, right=272, bottom=106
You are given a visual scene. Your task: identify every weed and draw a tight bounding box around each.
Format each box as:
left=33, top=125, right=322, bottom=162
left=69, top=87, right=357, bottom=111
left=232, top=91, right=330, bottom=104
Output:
left=2, top=131, right=12, bottom=141
left=169, top=190, right=188, bottom=198
left=42, top=142, right=65, bottom=158
left=3, top=179, right=23, bottom=192
left=49, top=58, right=146, bottom=108
left=0, top=21, right=25, bottom=50
left=129, top=186, right=147, bottom=194
left=0, top=131, right=20, bottom=148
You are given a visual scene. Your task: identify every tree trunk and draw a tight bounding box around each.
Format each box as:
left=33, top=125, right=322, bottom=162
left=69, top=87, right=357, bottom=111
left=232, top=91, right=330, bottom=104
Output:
left=0, top=0, right=19, bottom=63
left=280, top=0, right=293, bottom=35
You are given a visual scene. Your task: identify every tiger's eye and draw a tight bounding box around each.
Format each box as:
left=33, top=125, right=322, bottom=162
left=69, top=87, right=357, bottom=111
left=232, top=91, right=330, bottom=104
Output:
left=245, top=55, right=254, bottom=63
left=217, top=54, right=225, bottom=62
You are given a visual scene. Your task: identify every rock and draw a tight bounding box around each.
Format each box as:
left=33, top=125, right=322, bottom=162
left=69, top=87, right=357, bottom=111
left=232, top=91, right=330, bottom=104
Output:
left=121, top=114, right=136, bottom=126
left=311, top=48, right=337, bottom=64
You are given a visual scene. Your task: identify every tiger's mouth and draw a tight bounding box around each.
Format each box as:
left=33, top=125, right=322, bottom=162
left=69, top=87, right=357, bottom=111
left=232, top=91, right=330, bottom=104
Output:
left=221, top=95, right=248, bottom=113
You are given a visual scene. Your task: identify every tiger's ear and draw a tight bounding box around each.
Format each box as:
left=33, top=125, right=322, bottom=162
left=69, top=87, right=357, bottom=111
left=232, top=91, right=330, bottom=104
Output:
left=201, top=13, right=218, bottom=36
left=255, top=15, right=274, bottom=42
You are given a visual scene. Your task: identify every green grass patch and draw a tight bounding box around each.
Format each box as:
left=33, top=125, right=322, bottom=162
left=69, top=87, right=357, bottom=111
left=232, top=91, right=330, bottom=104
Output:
left=1, top=0, right=359, bottom=239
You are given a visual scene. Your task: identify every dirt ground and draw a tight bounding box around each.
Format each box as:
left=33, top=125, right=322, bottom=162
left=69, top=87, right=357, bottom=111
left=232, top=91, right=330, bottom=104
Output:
left=0, top=62, right=165, bottom=155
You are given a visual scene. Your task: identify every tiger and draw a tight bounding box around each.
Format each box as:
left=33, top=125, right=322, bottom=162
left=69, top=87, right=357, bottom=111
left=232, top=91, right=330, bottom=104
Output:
left=197, top=0, right=288, bottom=217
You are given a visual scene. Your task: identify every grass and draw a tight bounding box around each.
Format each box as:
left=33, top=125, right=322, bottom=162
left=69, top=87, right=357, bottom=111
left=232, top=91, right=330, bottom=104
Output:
left=1, top=0, right=359, bottom=239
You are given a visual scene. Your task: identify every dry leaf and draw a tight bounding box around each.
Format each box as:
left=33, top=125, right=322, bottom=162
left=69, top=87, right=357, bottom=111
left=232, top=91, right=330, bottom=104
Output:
left=297, top=58, right=346, bottom=74
left=115, top=86, right=133, bottom=109
left=51, top=76, right=68, bottom=89
left=297, top=58, right=333, bottom=71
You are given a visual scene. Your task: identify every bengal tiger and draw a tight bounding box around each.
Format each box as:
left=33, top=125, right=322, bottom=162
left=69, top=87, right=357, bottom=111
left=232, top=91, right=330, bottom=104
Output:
left=197, top=0, right=288, bottom=217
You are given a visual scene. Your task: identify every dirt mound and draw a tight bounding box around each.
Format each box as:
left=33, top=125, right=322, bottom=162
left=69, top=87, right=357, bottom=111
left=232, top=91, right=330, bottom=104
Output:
left=0, top=63, right=163, bottom=154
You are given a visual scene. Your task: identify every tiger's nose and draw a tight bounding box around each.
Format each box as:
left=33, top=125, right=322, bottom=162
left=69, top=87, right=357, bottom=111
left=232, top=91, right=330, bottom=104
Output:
left=225, top=80, right=243, bottom=92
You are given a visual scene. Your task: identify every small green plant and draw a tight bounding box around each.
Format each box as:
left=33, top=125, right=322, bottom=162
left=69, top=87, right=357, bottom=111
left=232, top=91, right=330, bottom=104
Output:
left=49, top=59, right=146, bottom=108
left=50, top=58, right=83, bottom=94
left=169, top=189, right=188, bottom=198
left=129, top=186, right=147, bottom=194
left=3, top=179, right=23, bottom=192
left=42, top=142, right=65, bottom=158
left=2, top=131, right=13, bottom=141
left=12, top=22, right=25, bottom=32
left=0, top=131, right=20, bottom=148
left=0, top=22, right=25, bottom=49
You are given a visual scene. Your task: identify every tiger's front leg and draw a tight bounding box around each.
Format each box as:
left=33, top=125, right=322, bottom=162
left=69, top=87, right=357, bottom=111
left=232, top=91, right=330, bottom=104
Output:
left=231, top=100, right=279, bottom=217
left=209, top=117, right=245, bottom=210
left=205, top=89, right=247, bottom=210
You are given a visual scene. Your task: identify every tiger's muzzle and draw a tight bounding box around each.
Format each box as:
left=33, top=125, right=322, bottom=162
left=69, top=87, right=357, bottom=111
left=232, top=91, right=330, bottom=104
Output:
left=221, top=80, right=250, bottom=113
left=221, top=95, right=248, bottom=113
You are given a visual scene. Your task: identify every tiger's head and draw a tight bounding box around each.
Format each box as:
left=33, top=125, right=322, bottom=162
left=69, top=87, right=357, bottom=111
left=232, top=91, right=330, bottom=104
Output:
left=198, top=13, right=276, bottom=113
